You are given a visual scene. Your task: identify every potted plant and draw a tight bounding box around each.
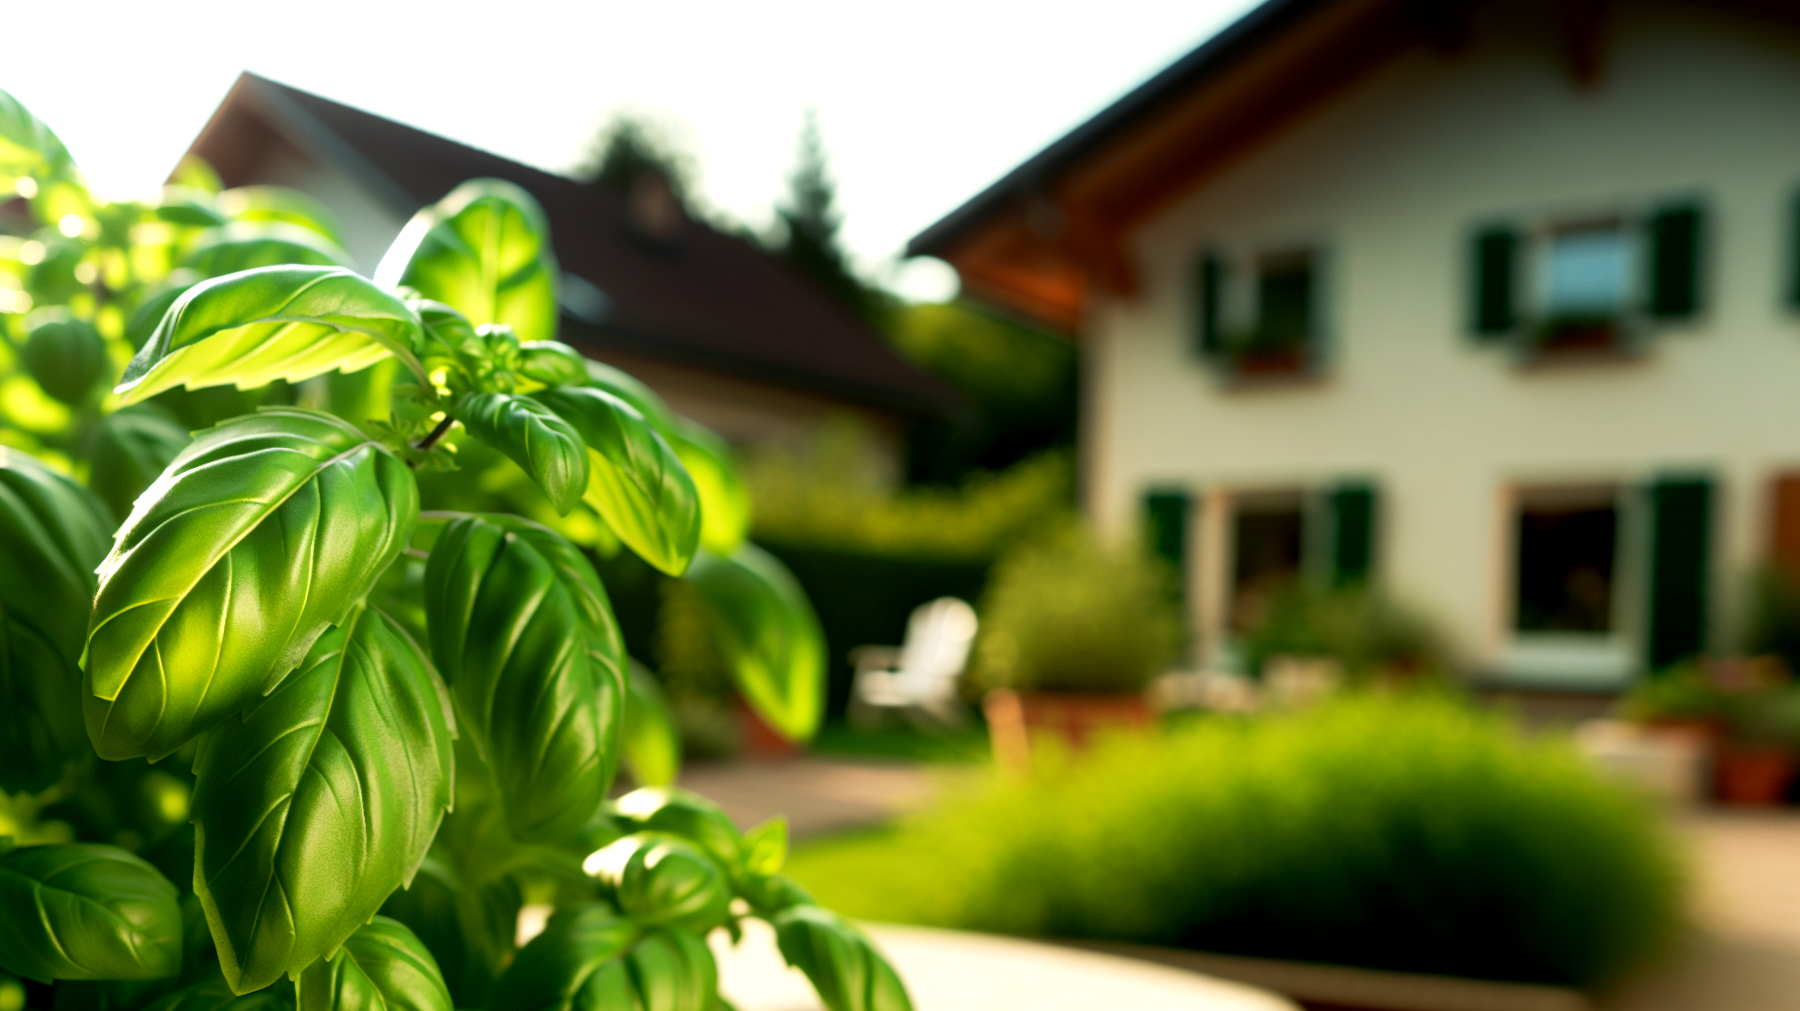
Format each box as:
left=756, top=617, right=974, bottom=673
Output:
left=1241, top=582, right=1448, bottom=694
left=968, top=520, right=1181, bottom=766
left=1717, top=685, right=1800, bottom=805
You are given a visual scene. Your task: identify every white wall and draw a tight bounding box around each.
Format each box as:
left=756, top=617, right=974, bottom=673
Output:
left=1091, top=1, right=1800, bottom=679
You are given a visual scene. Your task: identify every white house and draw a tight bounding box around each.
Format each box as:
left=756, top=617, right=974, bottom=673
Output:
left=911, top=0, right=1800, bottom=688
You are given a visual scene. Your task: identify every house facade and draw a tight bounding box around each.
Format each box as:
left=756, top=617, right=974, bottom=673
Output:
left=913, top=0, right=1800, bottom=687
left=179, top=74, right=952, bottom=477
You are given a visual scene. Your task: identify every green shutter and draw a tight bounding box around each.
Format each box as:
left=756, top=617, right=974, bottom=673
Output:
left=1328, top=482, right=1378, bottom=586
left=1647, top=476, right=1713, bottom=669
left=1144, top=489, right=1190, bottom=602
left=1647, top=204, right=1702, bottom=319
left=1471, top=226, right=1518, bottom=337
left=1194, top=252, right=1226, bottom=356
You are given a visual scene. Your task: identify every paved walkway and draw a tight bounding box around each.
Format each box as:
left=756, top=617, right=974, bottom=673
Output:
left=678, top=757, right=938, bottom=838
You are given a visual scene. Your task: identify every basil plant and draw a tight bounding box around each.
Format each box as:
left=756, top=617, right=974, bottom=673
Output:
left=0, top=90, right=903, bottom=1011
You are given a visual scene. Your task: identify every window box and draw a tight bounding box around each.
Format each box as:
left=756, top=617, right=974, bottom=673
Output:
left=1193, top=246, right=1326, bottom=382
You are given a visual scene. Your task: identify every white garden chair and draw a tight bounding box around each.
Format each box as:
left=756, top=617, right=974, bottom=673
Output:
left=848, top=597, right=979, bottom=730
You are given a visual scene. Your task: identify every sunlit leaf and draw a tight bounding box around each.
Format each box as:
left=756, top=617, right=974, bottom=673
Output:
left=294, top=916, right=452, bottom=1011
left=125, top=278, right=197, bottom=351
left=89, top=405, right=191, bottom=524
left=684, top=545, right=825, bottom=742
left=742, top=816, right=788, bottom=879
left=184, top=223, right=353, bottom=280
left=583, top=359, right=675, bottom=432
left=170, top=156, right=224, bottom=197
left=609, top=788, right=740, bottom=871
left=84, top=408, right=419, bottom=760
left=622, top=663, right=681, bottom=788
left=0, top=448, right=111, bottom=792
left=0, top=844, right=181, bottom=984
left=378, top=179, right=558, bottom=343
left=0, top=87, right=73, bottom=181
left=117, top=265, right=426, bottom=406
left=456, top=392, right=588, bottom=516
left=669, top=421, right=750, bottom=555
left=217, top=187, right=346, bottom=247
left=191, top=606, right=453, bottom=993
left=490, top=904, right=635, bottom=1011
left=141, top=978, right=294, bottom=1011
left=584, top=833, right=730, bottom=934
left=773, top=905, right=912, bottom=1011
left=22, top=316, right=108, bottom=404
left=423, top=515, right=623, bottom=842
left=619, top=929, right=716, bottom=1011
left=156, top=188, right=228, bottom=229
left=516, top=341, right=587, bottom=388
left=536, top=387, right=698, bottom=574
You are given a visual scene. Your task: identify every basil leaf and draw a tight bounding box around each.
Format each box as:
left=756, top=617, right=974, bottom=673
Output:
left=456, top=393, right=588, bottom=516
left=582, top=359, right=676, bottom=432
left=191, top=606, right=453, bottom=993
left=491, top=904, right=636, bottom=1011
left=423, top=515, right=623, bottom=842
left=620, top=929, right=717, bottom=1011
left=669, top=422, right=750, bottom=556
left=684, top=546, right=825, bottom=743
left=0, top=86, right=73, bottom=180
left=742, top=816, right=788, bottom=878
left=117, top=265, right=426, bottom=406
left=0, top=448, right=111, bottom=792
left=216, top=187, right=347, bottom=247
left=583, top=833, right=730, bottom=934
left=535, top=387, right=698, bottom=575
left=22, top=317, right=108, bottom=405
left=378, top=179, right=558, bottom=343
left=84, top=407, right=419, bottom=760
left=609, top=788, right=741, bottom=870
left=89, top=406, right=191, bottom=522
left=141, top=978, right=294, bottom=1011
left=621, top=663, right=681, bottom=788
left=295, top=916, right=452, bottom=1011
left=183, top=223, right=353, bottom=280
left=515, top=341, right=588, bottom=388
left=0, top=843, right=181, bottom=984
left=773, top=905, right=912, bottom=1011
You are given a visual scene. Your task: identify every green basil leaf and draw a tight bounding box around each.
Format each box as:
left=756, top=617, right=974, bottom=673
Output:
left=141, top=978, right=294, bottom=1011
left=0, top=974, right=22, bottom=1011
left=773, top=906, right=912, bottom=1011
left=740, top=873, right=816, bottom=916
left=84, top=407, right=419, bottom=760
left=535, top=387, right=699, bottom=575
left=619, top=929, right=717, bottom=1011
left=0, top=448, right=111, bottom=792
left=684, top=546, right=825, bottom=743
left=456, top=393, right=588, bottom=516
left=516, top=341, right=588, bottom=388
left=0, top=87, right=73, bottom=180
left=378, top=179, right=558, bottom=343
left=621, top=663, right=681, bottom=788
left=191, top=606, right=453, bottom=993
left=117, top=265, right=426, bottom=406
left=583, top=833, right=730, bottom=934
left=216, top=187, right=346, bottom=248
left=126, top=279, right=198, bottom=351
left=157, top=188, right=230, bottom=229
left=491, top=904, right=636, bottom=1011
left=609, top=788, right=740, bottom=870
left=741, top=817, right=788, bottom=879
left=183, top=223, right=354, bottom=280
left=0, top=843, right=181, bottom=984
left=423, top=515, right=623, bottom=842
left=295, top=916, right=452, bottom=1011
left=379, top=844, right=520, bottom=1008
left=668, top=422, right=750, bottom=556
left=22, top=317, right=108, bottom=405
left=89, top=406, right=192, bottom=522
left=582, top=360, right=676, bottom=432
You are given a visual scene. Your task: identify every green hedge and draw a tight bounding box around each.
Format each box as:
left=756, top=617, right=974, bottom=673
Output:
left=786, top=693, right=1683, bottom=986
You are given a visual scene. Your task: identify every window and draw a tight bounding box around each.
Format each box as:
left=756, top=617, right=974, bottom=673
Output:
left=1542, top=223, right=1631, bottom=320
left=1193, top=245, right=1324, bottom=380
left=1514, top=493, right=1618, bottom=634
left=1230, top=497, right=1306, bottom=632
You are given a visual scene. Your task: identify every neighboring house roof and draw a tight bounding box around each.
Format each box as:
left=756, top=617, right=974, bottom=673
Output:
left=908, top=0, right=1765, bottom=332
left=184, top=73, right=955, bottom=417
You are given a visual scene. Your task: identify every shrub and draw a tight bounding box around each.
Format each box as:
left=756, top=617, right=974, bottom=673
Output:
left=968, top=520, right=1181, bottom=693
left=787, top=693, right=1683, bottom=987
left=1241, top=582, right=1447, bottom=682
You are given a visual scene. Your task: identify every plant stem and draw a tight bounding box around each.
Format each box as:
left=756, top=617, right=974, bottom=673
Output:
left=415, top=415, right=455, bottom=452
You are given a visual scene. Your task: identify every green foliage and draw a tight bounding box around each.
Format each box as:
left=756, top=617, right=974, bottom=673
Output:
left=0, top=843, right=182, bottom=983
left=685, top=545, right=826, bottom=742
left=621, top=664, right=681, bottom=788
left=575, top=112, right=697, bottom=205
left=0, top=86, right=885, bottom=1011
left=970, top=520, right=1180, bottom=693
left=1240, top=582, right=1448, bottom=681
left=1617, top=660, right=1731, bottom=723
left=788, top=693, right=1684, bottom=987
left=773, top=905, right=911, bottom=1011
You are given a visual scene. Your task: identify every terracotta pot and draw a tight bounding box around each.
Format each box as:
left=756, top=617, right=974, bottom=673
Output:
left=983, top=689, right=1154, bottom=773
left=734, top=696, right=800, bottom=759
left=1714, top=744, right=1795, bottom=806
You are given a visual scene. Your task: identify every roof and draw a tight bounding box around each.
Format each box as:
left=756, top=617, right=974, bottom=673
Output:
left=184, top=73, right=956, bottom=417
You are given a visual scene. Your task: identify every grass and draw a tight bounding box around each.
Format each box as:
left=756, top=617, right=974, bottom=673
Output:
left=807, top=722, right=992, bottom=765
left=785, top=692, right=1684, bottom=988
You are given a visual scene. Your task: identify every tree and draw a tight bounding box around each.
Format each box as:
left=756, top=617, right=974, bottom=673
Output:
left=774, top=109, right=882, bottom=324
left=575, top=110, right=695, bottom=205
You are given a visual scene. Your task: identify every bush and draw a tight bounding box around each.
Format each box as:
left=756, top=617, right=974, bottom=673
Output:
left=1241, top=582, right=1447, bottom=682
left=968, top=521, right=1181, bottom=693
left=787, top=693, right=1683, bottom=987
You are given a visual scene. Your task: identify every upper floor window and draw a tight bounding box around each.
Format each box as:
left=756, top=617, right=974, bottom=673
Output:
left=1193, top=244, right=1325, bottom=381
left=1470, top=201, right=1703, bottom=361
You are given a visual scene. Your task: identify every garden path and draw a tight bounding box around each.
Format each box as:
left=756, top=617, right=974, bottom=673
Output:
left=677, top=756, right=941, bottom=838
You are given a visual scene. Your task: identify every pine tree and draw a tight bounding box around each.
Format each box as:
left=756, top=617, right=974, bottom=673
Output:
left=776, top=110, right=880, bottom=323
left=577, top=111, right=694, bottom=203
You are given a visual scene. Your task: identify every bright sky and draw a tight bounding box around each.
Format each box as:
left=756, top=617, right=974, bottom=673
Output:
left=5, top=0, right=1260, bottom=299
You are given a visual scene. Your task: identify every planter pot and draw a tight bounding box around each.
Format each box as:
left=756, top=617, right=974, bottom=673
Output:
left=983, top=688, right=1153, bottom=772
left=734, top=696, right=800, bottom=759
left=1714, top=744, right=1795, bottom=806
